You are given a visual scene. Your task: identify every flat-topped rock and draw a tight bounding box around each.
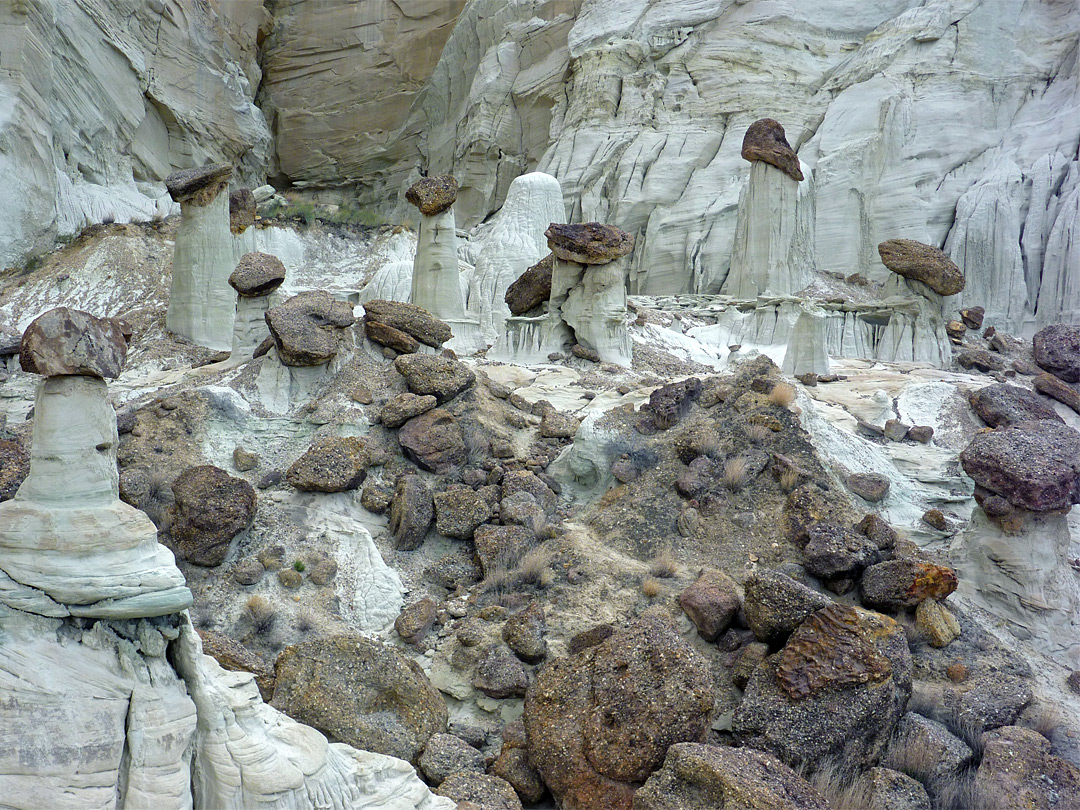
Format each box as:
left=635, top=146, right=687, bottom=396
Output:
left=877, top=239, right=964, bottom=296
left=20, top=306, right=127, bottom=378
left=229, top=188, right=256, bottom=233
left=394, top=353, right=475, bottom=403
left=229, top=252, right=286, bottom=297
left=741, top=118, right=804, bottom=182
left=544, top=222, right=634, bottom=265
left=265, top=291, right=355, bottom=366
left=505, top=254, right=553, bottom=315
left=362, top=299, right=452, bottom=348
left=1033, top=324, right=1080, bottom=382
left=405, top=175, right=459, bottom=216
left=164, top=163, right=232, bottom=205
left=969, top=383, right=1062, bottom=427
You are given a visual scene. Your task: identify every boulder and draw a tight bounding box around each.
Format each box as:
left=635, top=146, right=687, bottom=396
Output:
left=678, top=568, right=741, bottom=641
left=405, top=175, right=459, bottom=216
left=969, top=383, right=1062, bottom=427
left=394, top=353, right=476, bottom=403
left=389, top=475, right=433, bottom=550
left=544, top=222, right=635, bottom=265
left=286, top=436, right=372, bottom=492
left=860, top=559, right=958, bottom=611
left=169, top=465, right=256, bottom=567
left=0, top=439, right=29, bottom=501
left=473, top=524, right=535, bottom=577
left=505, top=253, right=553, bottom=315
left=229, top=252, right=287, bottom=297
left=271, top=633, right=447, bottom=764
left=784, top=483, right=844, bottom=546
left=20, top=307, right=127, bottom=378
left=395, top=597, right=438, bottom=644
left=433, top=487, right=492, bottom=539
left=950, top=676, right=1032, bottom=732
left=229, top=187, right=256, bottom=233
left=1033, top=371, right=1080, bottom=414
left=473, top=643, right=530, bottom=698
left=523, top=616, right=714, bottom=810
left=539, top=408, right=579, bottom=439
left=803, top=523, right=881, bottom=580
left=915, top=599, right=961, bottom=647
left=959, top=307, right=985, bottom=330
left=164, top=162, right=231, bottom=204
left=365, top=320, right=419, bottom=353
left=959, top=419, right=1080, bottom=511
left=846, top=472, right=891, bottom=502
left=973, top=725, right=1080, bottom=809
left=856, top=513, right=898, bottom=550
left=380, top=392, right=438, bottom=429
left=877, top=239, right=964, bottom=296
left=861, top=768, right=932, bottom=810
left=740, top=118, right=804, bottom=182
left=436, top=773, right=522, bottom=810
left=197, top=629, right=275, bottom=701
left=501, top=469, right=557, bottom=514
left=743, top=569, right=832, bottom=643
left=633, top=743, right=830, bottom=810
left=492, top=722, right=545, bottom=803
left=642, top=378, right=702, bottom=430
left=734, top=605, right=912, bottom=770
left=398, top=408, right=466, bottom=473
left=265, top=291, right=355, bottom=366
left=889, top=713, right=974, bottom=798
left=419, top=733, right=486, bottom=787
left=957, top=348, right=1006, bottom=372
left=502, top=602, right=547, bottom=663
left=1033, top=323, right=1080, bottom=382
left=361, top=299, right=452, bottom=348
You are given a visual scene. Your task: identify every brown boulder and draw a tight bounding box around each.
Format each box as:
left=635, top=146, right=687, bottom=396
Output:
left=545, top=222, right=635, bottom=265
left=169, top=465, right=256, bottom=567
left=740, top=118, right=804, bottom=182
left=418, top=733, right=486, bottom=787
left=398, top=408, right=466, bottom=473
left=969, top=382, right=1062, bottom=427
left=164, top=163, right=232, bottom=205
left=633, top=743, right=830, bottom=810
left=381, top=392, right=438, bottom=429
left=229, top=187, right=256, bottom=233
left=505, top=253, right=553, bottom=315
left=197, top=629, right=274, bottom=701
left=1033, top=323, right=1080, bottom=383
left=678, top=568, right=741, bottom=641
left=229, top=252, right=286, bottom=297
left=974, top=725, right=1080, bottom=809
left=523, top=616, right=714, bottom=810
left=388, top=475, right=433, bottom=551
left=473, top=524, right=535, bottom=577
left=271, top=633, right=447, bottom=764
left=473, top=643, right=530, bottom=698
left=394, top=353, right=475, bottom=403
left=361, top=299, right=452, bottom=348
left=959, top=419, right=1080, bottom=511
left=20, top=307, right=128, bottom=378
left=405, top=175, right=459, bottom=216
left=433, top=486, right=492, bottom=539
left=859, top=558, right=958, bottom=611
left=436, top=773, right=522, bottom=810
left=395, top=597, right=438, bottom=644
left=846, top=472, right=891, bottom=502
left=285, top=436, right=372, bottom=492
left=1033, top=371, right=1080, bottom=414
left=877, top=239, right=964, bottom=296
left=743, top=569, right=832, bottom=643
left=265, top=291, right=355, bottom=366
left=365, top=320, right=419, bottom=353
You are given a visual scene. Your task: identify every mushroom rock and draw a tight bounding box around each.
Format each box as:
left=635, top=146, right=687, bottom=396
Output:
left=165, top=163, right=237, bottom=352
left=230, top=252, right=287, bottom=358
left=265, top=290, right=355, bottom=367
left=878, top=239, right=965, bottom=297
left=406, top=175, right=459, bottom=216
left=741, top=118, right=804, bottom=182
left=20, top=306, right=127, bottom=378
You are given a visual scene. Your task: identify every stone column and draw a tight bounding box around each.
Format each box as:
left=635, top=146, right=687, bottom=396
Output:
left=0, top=307, right=191, bottom=618
left=165, top=163, right=237, bottom=351
left=725, top=118, right=807, bottom=299
left=230, top=251, right=286, bottom=358
left=406, top=175, right=467, bottom=321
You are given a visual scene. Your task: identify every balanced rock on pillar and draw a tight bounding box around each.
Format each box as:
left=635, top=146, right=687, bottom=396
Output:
left=878, top=239, right=965, bottom=297
left=0, top=307, right=192, bottom=618
left=741, top=118, right=804, bottom=182
left=230, top=252, right=286, bottom=358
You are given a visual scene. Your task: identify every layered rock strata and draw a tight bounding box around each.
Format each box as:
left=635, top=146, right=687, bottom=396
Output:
left=165, top=164, right=237, bottom=351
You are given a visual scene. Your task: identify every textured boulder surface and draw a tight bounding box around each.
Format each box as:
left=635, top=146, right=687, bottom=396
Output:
left=389, top=474, right=434, bottom=551
left=436, top=773, right=522, bottom=810
left=1033, top=371, right=1080, bottom=414
left=418, top=733, right=486, bottom=787
left=228, top=187, right=256, bottom=233
left=433, top=487, right=492, bottom=539
left=633, top=743, right=830, bottom=810
left=20, top=307, right=128, bottom=378
left=381, top=393, right=439, bottom=429
left=265, top=291, right=355, bottom=366
left=743, top=569, right=832, bottom=643
left=365, top=321, right=419, bottom=354
left=523, top=616, right=714, bottom=810
left=398, top=409, right=466, bottom=473
left=168, top=465, right=256, bottom=567
left=877, top=239, right=965, bottom=296
left=405, top=175, right=459, bottom=216
left=271, top=633, right=448, bottom=765
left=544, top=222, right=635, bottom=265
left=969, top=383, right=1063, bottom=427
left=960, top=420, right=1080, bottom=511
left=285, top=436, right=372, bottom=492
left=394, top=353, right=476, bottom=403
left=973, top=725, right=1080, bottom=808
left=740, top=118, right=804, bottom=182
left=678, top=568, right=741, bottom=641
left=505, top=253, right=554, bottom=315
left=229, top=252, right=286, bottom=297
left=860, top=559, right=958, bottom=611
left=164, top=163, right=232, bottom=205
left=1033, top=324, right=1080, bottom=383
left=734, top=605, right=912, bottom=770
left=362, top=299, right=453, bottom=348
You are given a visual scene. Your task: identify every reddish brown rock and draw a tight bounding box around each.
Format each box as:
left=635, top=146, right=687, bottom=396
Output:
left=960, top=307, right=985, bottom=329
left=740, top=118, right=804, bottom=181
left=678, top=569, right=741, bottom=641
left=361, top=299, right=452, bottom=348
left=365, top=320, right=419, bottom=354
left=847, top=472, right=891, bottom=502
left=395, top=597, right=438, bottom=644
left=877, top=239, right=964, bottom=296
left=165, top=163, right=231, bottom=205
left=229, top=252, right=286, bottom=297
left=969, top=382, right=1063, bottom=427
left=20, top=307, right=128, bottom=378
left=389, top=475, right=434, bottom=551
left=505, top=254, right=554, bottom=315
left=523, top=616, right=714, bottom=810
left=169, top=465, right=257, bottom=567
left=265, top=291, right=355, bottom=366
left=405, top=175, right=459, bottom=216
left=398, top=408, right=466, bottom=473
left=1033, top=324, right=1080, bottom=383
left=860, top=559, right=958, bottom=611
left=286, top=436, right=372, bottom=492
left=544, top=222, right=634, bottom=265
left=394, top=353, right=475, bottom=403
left=229, top=187, right=256, bottom=233
left=1033, top=372, right=1080, bottom=414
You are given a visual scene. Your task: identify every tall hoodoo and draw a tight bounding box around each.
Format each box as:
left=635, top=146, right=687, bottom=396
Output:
left=407, top=175, right=467, bottom=321
left=230, top=251, right=286, bottom=359
left=165, top=163, right=237, bottom=352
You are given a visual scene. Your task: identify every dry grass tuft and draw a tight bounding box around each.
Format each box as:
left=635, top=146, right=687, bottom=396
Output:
left=723, top=456, right=749, bottom=491
left=697, top=432, right=724, bottom=459
left=649, top=550, right=680, bottom=578
left=779, top=468, right=800, bottom=492
left=803, top=762, right=870, bottom=810
left=768, top=381, right=797, bottom=408
left=745, top=423, right=772, bottom=445
left=246, top=595, right=277, bottom=636
left=641, top=577, right=663, bottom=598
left=516, top=544, right=557, bottom=586
left=1020, top=702, right=1064, bottom=741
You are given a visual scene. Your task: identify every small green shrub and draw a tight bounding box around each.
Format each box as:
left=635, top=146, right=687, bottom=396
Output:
left=293, top=559, right=305, bottom=573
